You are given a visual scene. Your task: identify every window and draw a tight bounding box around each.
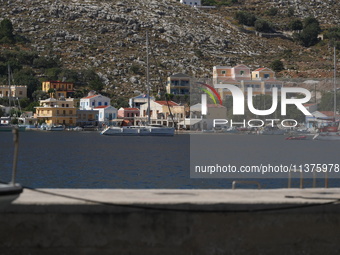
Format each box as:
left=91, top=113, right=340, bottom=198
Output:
left=66, top=104, right=69, bottom=107
left=104, top=102, right=108, bottom=106
left=240, top=71, right=244, bottom=75
left=98, top=102, right=102, bottom=106
left=92, top=102, right=95, bottom=106
left=264, top=74, right=270, bottom=79
left=69, top=110, right=72, bottom=114
left=221, top=70, right=226, bottom=75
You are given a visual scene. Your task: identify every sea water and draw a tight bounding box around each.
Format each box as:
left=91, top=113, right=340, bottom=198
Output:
left=0, top=131, right=339, bottom=189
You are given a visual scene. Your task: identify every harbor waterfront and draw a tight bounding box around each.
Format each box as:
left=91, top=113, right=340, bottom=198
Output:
left=1, top=131, right=340, bottom=189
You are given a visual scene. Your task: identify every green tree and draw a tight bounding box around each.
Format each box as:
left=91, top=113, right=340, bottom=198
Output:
left=0, top=19, right=15, bottom=44
left=319, top=91, right=340, bottom=112
left=111, top=97, right=129, bottom=109
left=255, top=19, right=273, bottom=33
left=296, top=24, right=320, bottom=47
left=294, top=17, right=321, bottom=47
left=266, top=7, right=278, bottom=16
left=289, top=19, right=303, bottom=31
left=235, top=11, right=257, bottom=26
left=13, top=69, right=40, bottom=99
left=32, top=90, right=49, bottom=101
left=287, top=7, right=294, bottom=17
left=324, top=26, right=340, bottom=48
left=270, top=60, right=284, bottom=72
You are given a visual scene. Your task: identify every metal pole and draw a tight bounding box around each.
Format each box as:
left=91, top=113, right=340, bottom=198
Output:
left=11, top=127, right=19, bottom=185
left=334, top=46, right=337, bottom=119
left=146, top=31, right=151, bottom=125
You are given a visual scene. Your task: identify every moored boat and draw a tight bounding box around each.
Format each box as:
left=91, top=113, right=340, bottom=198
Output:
left=101, top=125, right=175, bottom=136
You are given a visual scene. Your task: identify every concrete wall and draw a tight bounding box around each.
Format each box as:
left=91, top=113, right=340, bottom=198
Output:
left=1, top=189, right=340, bottom=254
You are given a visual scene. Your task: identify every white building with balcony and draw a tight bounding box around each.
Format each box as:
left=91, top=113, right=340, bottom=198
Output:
left=80, top=92, right=111, bottom=110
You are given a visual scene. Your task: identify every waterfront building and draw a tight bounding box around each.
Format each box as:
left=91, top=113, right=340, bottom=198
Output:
left=129, top=94, right=155, bottom=109
left=94, top=105, right=117, bottom=124
left=140, top=100, right=185, bottom=127
left=42, top=81, right=74, bottom=98
left=76, top=109, right=97, bottom=127
left=80, top=92, right=111, bottom=110
left=306, top=111, right=340, bottom=129
left=181, top=103, right=227, bottom=130
left=35, top=97, right=77, bottom=126
left=0, top=85, right=27, bottom=99
left=118, top=107, right=140, bottom=125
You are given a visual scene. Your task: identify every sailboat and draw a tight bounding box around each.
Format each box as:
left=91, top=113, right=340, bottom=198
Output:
left=0, top=128, right=23, bottom=208
left=0, top=66, right=26, bottom=132
left=313, top=46, right=339, bottom=140
left=101, top=32, right=175, bottom=136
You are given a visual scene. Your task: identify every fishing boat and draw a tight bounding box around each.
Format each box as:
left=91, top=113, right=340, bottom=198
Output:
left=313, top=47, right=339, bottom=141
left=101, top=32, right=175, bottom=137
left=285, top=135, right=307, bottom=140
left=0, top=128, right=23, bottom=208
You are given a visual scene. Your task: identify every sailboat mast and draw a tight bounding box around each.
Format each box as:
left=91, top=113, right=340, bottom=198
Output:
left=334, top=46, right=337, bottom=119
left=146, top=31, right=151, bottom=125
left=8, top=65, right=11, bottom=108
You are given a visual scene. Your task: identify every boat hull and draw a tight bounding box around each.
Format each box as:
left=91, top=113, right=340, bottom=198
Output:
left=0, top=183, right=23, bottom=209
left=101, top=126, right=175, bottom=136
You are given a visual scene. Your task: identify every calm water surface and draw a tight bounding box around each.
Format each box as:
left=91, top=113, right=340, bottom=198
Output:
left=1, top=131, right=339, bottom=189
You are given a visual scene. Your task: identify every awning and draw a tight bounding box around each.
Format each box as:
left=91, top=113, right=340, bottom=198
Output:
left=178, top=119, right=202, bottom=126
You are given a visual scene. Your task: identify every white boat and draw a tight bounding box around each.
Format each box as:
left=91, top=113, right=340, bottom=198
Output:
left=101, top=32, right=175, bottom=137
left=46, top=125, right=64, bottom=131
left=101, top=124, right=175, bottom=136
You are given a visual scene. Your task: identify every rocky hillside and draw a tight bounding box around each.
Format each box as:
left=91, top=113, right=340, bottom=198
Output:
left=1, top=0, right=339, bottom=97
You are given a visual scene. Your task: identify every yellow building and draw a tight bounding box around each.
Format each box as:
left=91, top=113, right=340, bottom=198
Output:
left=35, top=98, right=77, bottom=126
left=42, top=81, right=74, bottom=98
left=0, top=85, right=27, bottom=99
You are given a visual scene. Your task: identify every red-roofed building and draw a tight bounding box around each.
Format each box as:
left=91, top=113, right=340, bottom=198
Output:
left=80, top=92, right=111, bottom=110
left=251, top=67, right=276, bottom=81
left=118, top=107, right=140, bottom=118
left=118, top=107, right=141, bottom=125
left=213, top=65, right=282, bottom=98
